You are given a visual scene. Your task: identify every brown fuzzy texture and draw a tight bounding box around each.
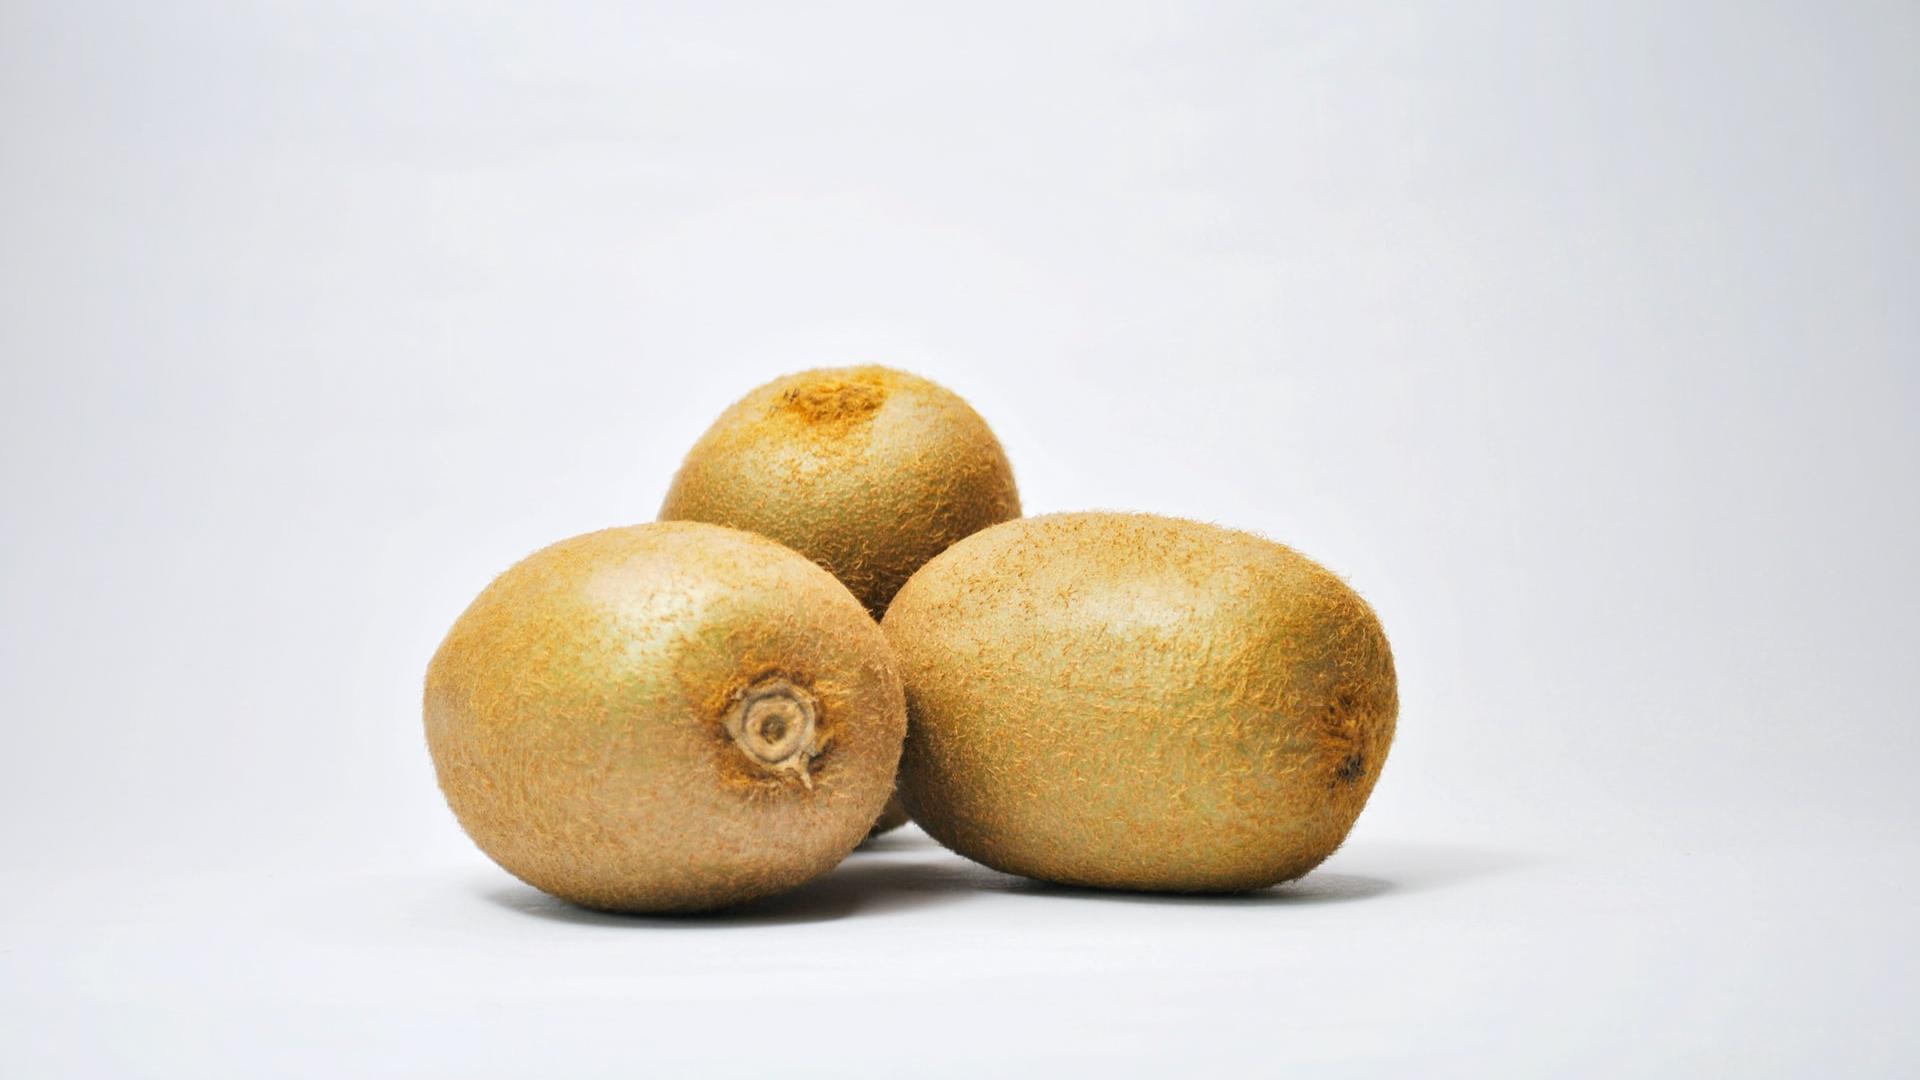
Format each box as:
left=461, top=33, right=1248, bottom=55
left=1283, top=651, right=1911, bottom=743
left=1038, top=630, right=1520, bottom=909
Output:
left=882, top=512, right=1398, bottom=893
left=864, top=801, right=912, bottom=837
left=659, top=366, right=1021, bottom=620
left=424, top=522, right=906, bottom=913
left=659, top=366, right=1022, bottom=834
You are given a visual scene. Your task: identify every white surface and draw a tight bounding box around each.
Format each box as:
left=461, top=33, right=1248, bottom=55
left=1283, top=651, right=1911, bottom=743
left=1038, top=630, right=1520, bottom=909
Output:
left=5, top=829, right=1916, bottom=1078
left=2, top=2, right=1916, bottom=1076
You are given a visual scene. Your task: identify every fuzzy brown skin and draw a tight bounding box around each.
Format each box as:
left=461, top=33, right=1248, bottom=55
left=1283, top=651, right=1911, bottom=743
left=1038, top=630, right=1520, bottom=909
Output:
left=659, top=366, right=1021, bottom=834
left=883, top=512, right=1398, bottom=893
left=424, top=522, right=906, bottom=913
left=660, top=366, right=1021, bottom=617
left=864, top=801, right=912, bottom=837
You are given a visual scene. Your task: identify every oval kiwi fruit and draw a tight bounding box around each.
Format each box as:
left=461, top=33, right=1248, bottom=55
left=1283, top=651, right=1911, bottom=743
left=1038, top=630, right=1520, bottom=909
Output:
left=660, top=365, right=1021, bottom=617
left=660, top=365, right=1021, bottom=834
left=424, top=522, right=906, bottom=912
left=882, top=512, right=1398, bottom=892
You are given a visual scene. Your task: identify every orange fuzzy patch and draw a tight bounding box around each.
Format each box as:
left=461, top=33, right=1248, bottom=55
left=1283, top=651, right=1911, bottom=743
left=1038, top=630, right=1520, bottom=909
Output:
left=776, top=374, right=888, bottom=432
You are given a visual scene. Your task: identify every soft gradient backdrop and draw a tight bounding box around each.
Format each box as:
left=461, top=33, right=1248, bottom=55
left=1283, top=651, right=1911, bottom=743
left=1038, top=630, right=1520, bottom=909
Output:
left=3, top=2, right=1915, bottom=1076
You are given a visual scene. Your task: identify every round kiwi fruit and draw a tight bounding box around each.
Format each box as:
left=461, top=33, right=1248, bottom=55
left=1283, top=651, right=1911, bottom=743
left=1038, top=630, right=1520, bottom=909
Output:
left=660, top=366, right=1021, bottom=834
left=424, top=522, right=906, bottom=912
left=882, top=512, right=1397, bottom=892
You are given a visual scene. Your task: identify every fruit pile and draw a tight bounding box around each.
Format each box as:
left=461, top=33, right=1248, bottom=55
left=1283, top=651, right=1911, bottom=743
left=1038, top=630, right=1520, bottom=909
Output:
left=424, top=367, right=1397, bottom=912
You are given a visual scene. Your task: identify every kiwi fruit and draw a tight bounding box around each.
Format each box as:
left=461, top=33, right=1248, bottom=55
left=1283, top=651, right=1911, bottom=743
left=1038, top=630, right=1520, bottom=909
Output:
left=660, top=365, right=1021, bottom=834
left=882, top=512, right=1397, bottom=893
left=424, top=522, right=906, bottom=912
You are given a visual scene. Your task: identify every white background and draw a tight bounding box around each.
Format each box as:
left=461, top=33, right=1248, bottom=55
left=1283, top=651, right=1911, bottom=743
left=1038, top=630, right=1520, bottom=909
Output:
left=2, top=2, right=1915, bottom=1076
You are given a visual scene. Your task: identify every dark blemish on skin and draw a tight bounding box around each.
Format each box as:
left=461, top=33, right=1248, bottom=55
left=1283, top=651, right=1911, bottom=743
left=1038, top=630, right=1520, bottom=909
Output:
left=1335, top=753, right=1365, bottom=783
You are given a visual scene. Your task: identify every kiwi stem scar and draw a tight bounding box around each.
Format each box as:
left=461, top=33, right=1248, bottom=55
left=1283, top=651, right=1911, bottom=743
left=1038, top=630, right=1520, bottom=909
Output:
left=726, top=679, right=821, bottom=782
